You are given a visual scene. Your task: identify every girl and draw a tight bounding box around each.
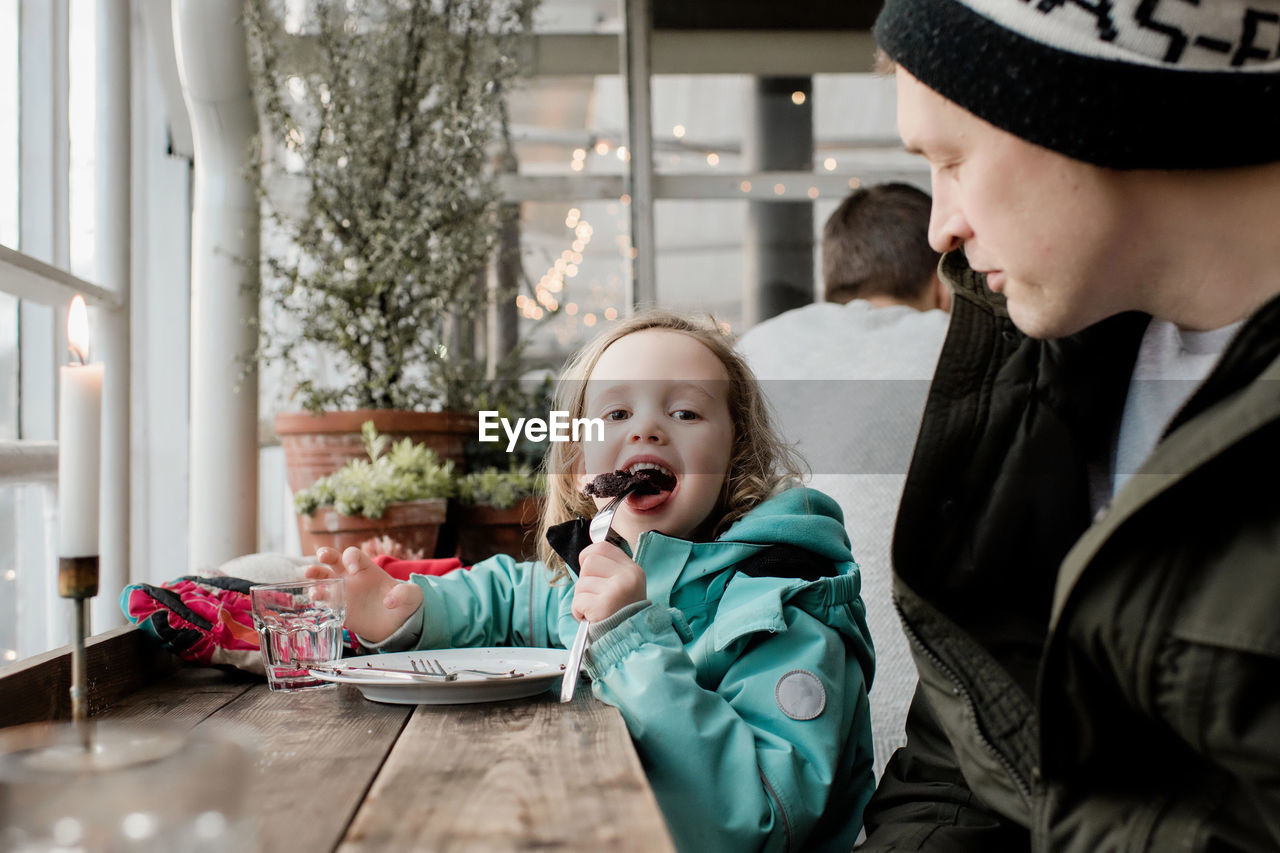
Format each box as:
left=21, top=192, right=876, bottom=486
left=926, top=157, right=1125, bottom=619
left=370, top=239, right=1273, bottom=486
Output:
left=307, top=311, right=875, bottom=851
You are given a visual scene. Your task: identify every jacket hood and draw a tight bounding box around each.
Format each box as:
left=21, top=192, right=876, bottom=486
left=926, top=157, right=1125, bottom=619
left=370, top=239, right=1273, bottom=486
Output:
left=629, top=487, right=856, bottom=607
left=716, top=486, right=853, bottom=564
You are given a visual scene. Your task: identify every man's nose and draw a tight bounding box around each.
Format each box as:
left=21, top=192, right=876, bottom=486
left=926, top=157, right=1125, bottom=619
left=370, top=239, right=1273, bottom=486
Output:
left=928, top=185, right=972, bottom=254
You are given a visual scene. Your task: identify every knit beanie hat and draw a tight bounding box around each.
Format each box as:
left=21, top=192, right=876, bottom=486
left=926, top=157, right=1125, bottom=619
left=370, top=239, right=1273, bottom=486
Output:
left=873, top=0, right=1280, bottom=169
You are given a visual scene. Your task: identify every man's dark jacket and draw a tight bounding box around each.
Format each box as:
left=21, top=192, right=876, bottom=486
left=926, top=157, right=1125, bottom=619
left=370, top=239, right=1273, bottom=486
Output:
left=859, top=251, right=1280, bottom=851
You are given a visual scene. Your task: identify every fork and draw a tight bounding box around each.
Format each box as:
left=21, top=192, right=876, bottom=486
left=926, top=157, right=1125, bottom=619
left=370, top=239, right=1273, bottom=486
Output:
left=411, top=658, right=523, bottom=680
left=302, top=660, right=454, bottom=682
left=561, top=491, right=631, bottom=703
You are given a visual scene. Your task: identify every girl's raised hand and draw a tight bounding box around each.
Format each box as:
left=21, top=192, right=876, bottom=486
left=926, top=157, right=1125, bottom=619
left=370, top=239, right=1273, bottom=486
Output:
left=303, top=546, right=423, bottom=643
left=572, top=541, right=647, bottom=622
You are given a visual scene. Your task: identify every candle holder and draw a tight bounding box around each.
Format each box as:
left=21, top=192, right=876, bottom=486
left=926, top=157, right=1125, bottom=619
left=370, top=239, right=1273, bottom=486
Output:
left=57, top=556, right=98, bottom=742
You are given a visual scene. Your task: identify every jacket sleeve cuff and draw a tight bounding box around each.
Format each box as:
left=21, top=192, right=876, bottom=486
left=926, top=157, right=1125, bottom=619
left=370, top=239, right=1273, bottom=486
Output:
left=586, top=600, right=652, bottom=644
left=584, top=603, right=692, bottom=676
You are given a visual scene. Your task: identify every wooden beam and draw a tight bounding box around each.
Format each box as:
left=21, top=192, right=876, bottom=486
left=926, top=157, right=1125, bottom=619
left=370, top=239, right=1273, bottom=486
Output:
left=498, top=166, right=925, bottom=201
left=0, top=244, right=124, bottom=310
left=0, top=440, right=57, bottom=485
left=528, top=31, right=880, bottom=75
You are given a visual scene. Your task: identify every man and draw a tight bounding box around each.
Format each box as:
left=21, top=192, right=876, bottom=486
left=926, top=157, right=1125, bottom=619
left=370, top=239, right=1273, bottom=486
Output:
left=739, top=183, right=950, bottom=781
left=860, top=1, right=1280, bottom=850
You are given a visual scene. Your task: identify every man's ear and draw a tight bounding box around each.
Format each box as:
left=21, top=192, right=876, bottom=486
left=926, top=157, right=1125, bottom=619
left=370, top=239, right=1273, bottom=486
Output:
left=931, top=273, right=952, bottom=312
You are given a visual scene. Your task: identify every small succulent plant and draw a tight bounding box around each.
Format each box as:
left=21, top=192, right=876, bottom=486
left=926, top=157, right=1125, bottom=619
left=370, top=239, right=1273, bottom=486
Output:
left=455, top=464, right=544, bottom=510
left=294, top=422, right=454, bottom=519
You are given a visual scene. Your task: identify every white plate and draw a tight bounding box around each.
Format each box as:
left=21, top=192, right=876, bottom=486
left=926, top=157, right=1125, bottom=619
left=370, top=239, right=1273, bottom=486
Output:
left=310, top=648, right=568, bottom=705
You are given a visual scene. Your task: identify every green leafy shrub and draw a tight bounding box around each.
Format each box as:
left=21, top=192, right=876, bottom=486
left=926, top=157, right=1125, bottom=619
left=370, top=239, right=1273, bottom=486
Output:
left=295, top=422, right=454, bottom=518
left=455, top=464, right=544, bottom=510
left=245, top=0, right=540, bottom=413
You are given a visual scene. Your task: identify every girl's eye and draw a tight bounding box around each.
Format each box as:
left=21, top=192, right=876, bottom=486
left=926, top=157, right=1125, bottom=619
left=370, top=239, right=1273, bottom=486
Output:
left=604, top=409, right=630, bottom=421
left=671, top=410, right=699, bottom=422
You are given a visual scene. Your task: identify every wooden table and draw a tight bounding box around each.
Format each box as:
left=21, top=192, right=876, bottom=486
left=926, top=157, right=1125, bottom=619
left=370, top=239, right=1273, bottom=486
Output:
left=0, top=626, right=675, bottom=852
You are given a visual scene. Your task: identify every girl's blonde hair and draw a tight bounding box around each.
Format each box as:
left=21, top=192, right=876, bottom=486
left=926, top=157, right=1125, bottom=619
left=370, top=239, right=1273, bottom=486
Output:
left=536, top=309, right=805, bottom=580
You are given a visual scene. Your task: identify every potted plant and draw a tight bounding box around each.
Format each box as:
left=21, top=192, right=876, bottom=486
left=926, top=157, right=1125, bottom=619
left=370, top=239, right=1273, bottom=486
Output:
left=244, top=0, right=539, bottom=501
left=451, top=464, right=545, bottom=564
left=293, top=422, right=455, bottom=558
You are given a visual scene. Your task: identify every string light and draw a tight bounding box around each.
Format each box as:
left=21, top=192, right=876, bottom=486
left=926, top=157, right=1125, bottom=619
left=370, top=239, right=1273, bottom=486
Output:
left=740, top=180, right=752, bottom=192
left=605, top=307, right=619, bottom=321
left=848, top=178, right=861, bottom=189
left=616, top=146, right=630, bottom=162
left=706, top=152, right=719, bottom=166
left=672, top=124, right=686, bottom=138
left=807, top=187, right=820, bottom=199
left=824, top=157, right=837, bottom=171
left=524, top=207, right=597, bottom=322
left=791, top=91, right=806, bottom=105
left=566, top=303, right=579, bottom=315
left=594, top=140, right=611, bottom=156
left=774, top=183, right=786, bottom=195
left=584, top=313, right=598, bottom=326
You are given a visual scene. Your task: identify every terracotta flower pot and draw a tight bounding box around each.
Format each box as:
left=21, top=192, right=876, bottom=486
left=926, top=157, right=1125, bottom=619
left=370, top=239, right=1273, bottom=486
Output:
left=452, top=496, right=543, bottom=565
left=299, top=499, right=448, bottom=560
left=274, top=409, right=477, bottom=495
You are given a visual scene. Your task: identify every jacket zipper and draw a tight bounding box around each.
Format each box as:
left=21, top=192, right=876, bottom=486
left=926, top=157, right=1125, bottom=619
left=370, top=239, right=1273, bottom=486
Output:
left=892, top=598, right=1034, bottom=805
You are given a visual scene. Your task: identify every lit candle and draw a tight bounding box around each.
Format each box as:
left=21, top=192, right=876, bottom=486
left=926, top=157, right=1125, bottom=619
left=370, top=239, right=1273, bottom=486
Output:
left=57, top=296, right=103, bottom=595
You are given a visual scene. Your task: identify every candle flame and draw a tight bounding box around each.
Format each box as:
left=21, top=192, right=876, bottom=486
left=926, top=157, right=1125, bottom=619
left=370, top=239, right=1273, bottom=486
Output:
left=68, top=295, right=90, bottom=364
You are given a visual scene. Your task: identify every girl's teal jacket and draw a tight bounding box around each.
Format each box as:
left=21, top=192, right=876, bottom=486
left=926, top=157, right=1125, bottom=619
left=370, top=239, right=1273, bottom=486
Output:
left=395, top=486, right=875, bottom=852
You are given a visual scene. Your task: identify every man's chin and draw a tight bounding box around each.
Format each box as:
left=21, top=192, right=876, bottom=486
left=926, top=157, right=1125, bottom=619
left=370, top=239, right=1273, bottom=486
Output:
left=1006, top=300, right=1096, bottom=340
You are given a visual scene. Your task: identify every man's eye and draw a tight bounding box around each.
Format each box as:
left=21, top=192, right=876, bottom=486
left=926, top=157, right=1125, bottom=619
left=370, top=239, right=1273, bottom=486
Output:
left=604, top=409, right=630, bottom=421
left=671, top=410, right=699, bottom=422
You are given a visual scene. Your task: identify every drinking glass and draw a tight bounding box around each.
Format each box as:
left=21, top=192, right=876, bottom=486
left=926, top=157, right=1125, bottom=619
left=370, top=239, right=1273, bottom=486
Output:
left=249, top=577, right=346, bottom=692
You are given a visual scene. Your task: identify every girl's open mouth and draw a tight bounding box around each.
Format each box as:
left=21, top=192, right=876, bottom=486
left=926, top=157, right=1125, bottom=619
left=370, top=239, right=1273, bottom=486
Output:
left=623, top=462, right=675, bottom=512
left=580, top=462, right=676, bottom=513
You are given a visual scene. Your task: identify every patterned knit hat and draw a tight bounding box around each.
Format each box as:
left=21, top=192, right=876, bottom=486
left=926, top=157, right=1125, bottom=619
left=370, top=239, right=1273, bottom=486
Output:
left=873, top=0, right=1280, bottom=169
